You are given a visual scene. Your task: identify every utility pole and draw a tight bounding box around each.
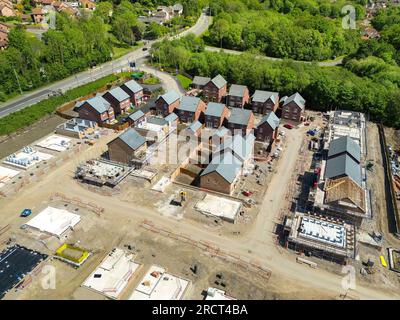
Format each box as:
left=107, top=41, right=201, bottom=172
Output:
left=13, top=68, right=23, bottom=95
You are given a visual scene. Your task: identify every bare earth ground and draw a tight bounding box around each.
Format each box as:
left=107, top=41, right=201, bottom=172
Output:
left=0, top=115, right=400, bottom=300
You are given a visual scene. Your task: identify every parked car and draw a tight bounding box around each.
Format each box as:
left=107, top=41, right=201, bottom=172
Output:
left=283, top=124, right=294, bottom=129
left=20, top=208, right=32, bottom=217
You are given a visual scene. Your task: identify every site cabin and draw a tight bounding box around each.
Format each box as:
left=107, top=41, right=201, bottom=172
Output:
left=102, top=87, right=131, bottom=115
left=204, top=102, right=229, bottom=129
left=31, top=8, right=45, bottom=23
left=176, top=96, right=206, bottom=123
left=191, top=76, right=211, bottom=90
left=251, top=90, right=279, bottom=114
left=227, top=108, right=255, bottom=136
left=155, top=90, right=180, bottom=117
left=281, top=92, right=306, bottom=123
left=120, top=80, right=144, bottom=107
left=256, top=111, right=280, bottom=144
left=203, top=74, right=228, bottom=103
left=227, top=84, right=250, bottom=108
left=200, top=153, right=242, bottom=195
left=76, top=96, right=115, bottom=124
left=127, top=109, right=146, bottom=127
left=107, top=128, right=147, bottom=165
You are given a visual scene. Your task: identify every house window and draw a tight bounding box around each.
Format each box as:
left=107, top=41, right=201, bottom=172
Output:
left=206, top=121, right=212, bottom=128
left=259, top=128, right=263, bottom=133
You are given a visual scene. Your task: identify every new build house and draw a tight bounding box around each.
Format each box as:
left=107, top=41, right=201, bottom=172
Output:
left=107, top=128, right=147, bottom=165
left=76, top=96, right=115, bottom=124
left=227, top=84, right=250, bottom=108
left=204, top=102, right=229, bottom=129
left=120, top=80, right=144, bottom=106
left=191, top=76, right=211, bottom=90
left=255, top=111, right=280, bottom=144
left=203, top=74, right=227, bottom=103
left=103, top=87, right=131, bottom=115
left=155, top=90, right=180, bottom=117
left=227, top=108, right=254, bottom=136
left=176, top=96, right=206, bottom=123
left=128, top=109, right=146, bottom=127
left=251, top=90, right=279, bottom=114
left=281, top=92, right=306, bottom=123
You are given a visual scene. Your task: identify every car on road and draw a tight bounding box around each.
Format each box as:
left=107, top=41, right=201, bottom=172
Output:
left=283, top=124, right=294, bottom=129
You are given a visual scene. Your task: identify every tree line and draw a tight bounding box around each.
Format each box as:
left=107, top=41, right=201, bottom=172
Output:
left=151, top=37, right=400, bottom=128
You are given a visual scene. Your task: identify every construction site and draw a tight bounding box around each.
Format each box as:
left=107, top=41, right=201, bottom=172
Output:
left=1, top=82, right=400, bottom=301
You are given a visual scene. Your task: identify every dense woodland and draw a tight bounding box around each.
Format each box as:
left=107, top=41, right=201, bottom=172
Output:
left=0, top=0, right=205, bottom=101
left=206, top=0, right=366, bottom=61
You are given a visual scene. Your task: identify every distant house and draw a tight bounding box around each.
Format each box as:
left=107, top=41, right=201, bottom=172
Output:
left=281, top=92, right=305, bottom=123
left=155, top=90, right=180, bottom=117
left=173, top=3, right=183, bottom=15
left=80, top=0, right=96, bottom=10
left=103, top=87, right=131, bottom=115
left=108, top=128, right=147, bottom=165
left=0, top=3, right=15, bottom=17
left=127, top=109, right=146, bottom=127
left=31, top=8, right=45, bottom=23
left=227, top=108, right=254, bottom=136
left=251, top=90, right=279, bottom=114
left=227, top=84, right=249, bottom=108
left=204, top=102, right=229, bottom=129
left=203, top=74, right=227, bottom=103
left=191, top=76, right=211, bottom=90
left=176, top=96, right=206, bottom=123
left=255, top=111, right=280, bottom=144
left=120, top=80, right=144, bottom=107
left=76, top=96, right=115, bottom=124
left=164, top=112, right=179, bottom=131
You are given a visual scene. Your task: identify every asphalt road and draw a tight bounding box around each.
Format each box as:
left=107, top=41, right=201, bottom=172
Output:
left=0, top=12, right=212, bottom=119
left=205, top=46, right=344, bottom=67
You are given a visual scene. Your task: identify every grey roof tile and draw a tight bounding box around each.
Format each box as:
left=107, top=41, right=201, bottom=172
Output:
left=84, top=96, right=111, bottom=114
left=128, top=110, right=145, bottom=122
left=210, top=74, right=227, bottom=89
left=325, top=154, right=361, bottom=186
left=229, top=84, right=247, bottom=97
left=179, top=96, right=201, bottom=112
left=116, top=128, right=146, bottom=151
left=257, top=111, right=280, bottom=130
left=205, top=102, right=226, bottom=117
left=122, top=80, right=143, bottom=94
left=107, top=87, right=130, bottom=102
left=200, top=152, right=242, bottom=183
left=328, top=136, right=361, bottom=163
left=283, top=92, right=305, bottom=110
left=192, top=76, right=211, bottom=86
left=252, top=90, right=279, bottom=104
left=160, top=90, right=180, bottom=105
left=228, top=108, right=253, bottom=126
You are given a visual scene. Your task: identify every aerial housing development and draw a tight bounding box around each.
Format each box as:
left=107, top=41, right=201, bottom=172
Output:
left=0, top=0, right=400, bottom=306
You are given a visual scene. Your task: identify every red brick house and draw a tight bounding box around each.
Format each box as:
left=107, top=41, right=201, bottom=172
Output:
left=204, top=102, right=229, bottom=129
left=227, top=108, right=254, bottom=136
left=76, top=96, right=115, bottom=124
left=102, top=87, right=131, bottom=115
left=255, top=111, right=280, bottom=144
left=176, top=96, right=206, bottom=123
left=281, top=92, right=306, bottom=123
left=191, top=76, right=211, bottom=90
left=251, top=90, right=279, bottom=114
left=227, top=84, right=250, bottom=108
left=127, top=109, right=146, bottom=127
left=155, top=90, right=180, bottom=117
left=203, top=74, right=227, bottom=103
left=120, top=80, right=144, bottom=107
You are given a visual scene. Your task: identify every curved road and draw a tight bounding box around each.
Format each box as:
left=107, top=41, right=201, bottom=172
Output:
left=0, top=11, right=212, bottom=119
left=205, top=46, right=344, bottom=67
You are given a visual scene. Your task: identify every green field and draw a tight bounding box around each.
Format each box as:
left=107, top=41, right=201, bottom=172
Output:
left=177, top=74, right=192, bottom=90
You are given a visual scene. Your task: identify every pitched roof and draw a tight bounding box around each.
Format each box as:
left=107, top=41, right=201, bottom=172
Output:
left=214, top=126, right=229, bottom=138
left=179, top=96, right=201, bottom=112
left=228, top=108, right=253, bottom=126
left=188, top=120, right=202, bottom=132
left=164, top=112, right=178, bottom=122
left=128, top=110, right=145, bottom=122
left=205, top=102, right=226, bottom=117
left=147, top=116, right=167, bottom=126
left=106, top=87, right=130, bottom=102
left=252, top=90, right=279, bottom=104
left=159, top=90, right=180, bottom=105
left=83, top=96, right=111, bottom=114
left=283, top=92, right=305, bottom=110
left=257, top=111, right=280, bottom=130
left=122, top=80, right=143, bottom=94
left=328, top=136, right=361, bottom=163
left=200, top=152, right=242, bottom=184
left=228, top=84, right=247, bottom=98
left=325, top=154, right=361, bottom=186
left=210, top=74, right=227, bottom=89
left=216, top=133, right=255, bottom=163
left=192, top=76, right=211, bottom=86
left=115, top=128, right=146, bottom=151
